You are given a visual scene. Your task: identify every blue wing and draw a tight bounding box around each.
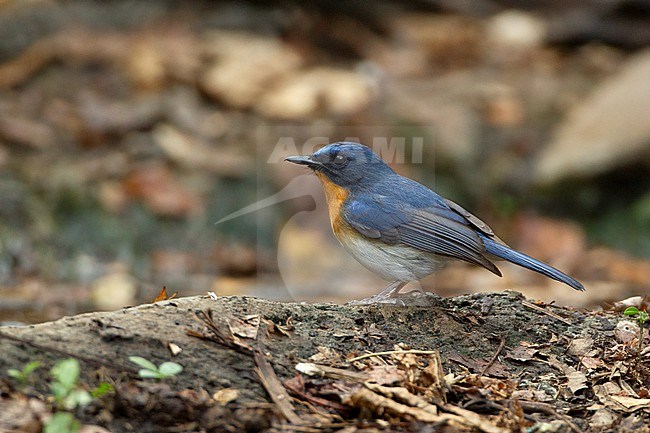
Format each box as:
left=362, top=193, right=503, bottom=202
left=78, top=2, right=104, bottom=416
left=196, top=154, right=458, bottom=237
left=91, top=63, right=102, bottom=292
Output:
left=341, top=177, right=584, bottom=290
left=341, top=191, right=502, bottom=275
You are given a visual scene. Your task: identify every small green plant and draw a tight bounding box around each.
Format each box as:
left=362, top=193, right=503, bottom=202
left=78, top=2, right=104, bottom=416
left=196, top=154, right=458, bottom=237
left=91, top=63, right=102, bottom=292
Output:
left=624, top=306, right=649, bottom=360
left=44, top=412, right=80, bottom=433
left=49, top=358, right=92, bottom=410
left=7, top=360, right=41, bottom=384
left=129, top=356, right=183, bottom=379
left=42, top=358, right=95, bottom=433
left=7, top=358, right=110, bottom=433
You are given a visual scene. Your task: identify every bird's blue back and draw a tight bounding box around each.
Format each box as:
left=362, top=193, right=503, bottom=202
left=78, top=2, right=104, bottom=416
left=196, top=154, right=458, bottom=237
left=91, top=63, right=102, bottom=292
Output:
left=345, top=169, right=469, bottom=231
left=297, top=142, right=585, bottom=291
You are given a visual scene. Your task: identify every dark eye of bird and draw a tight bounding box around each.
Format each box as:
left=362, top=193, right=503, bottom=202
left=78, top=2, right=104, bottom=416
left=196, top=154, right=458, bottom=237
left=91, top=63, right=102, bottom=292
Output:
left=333, top=154, right=347, bottom=166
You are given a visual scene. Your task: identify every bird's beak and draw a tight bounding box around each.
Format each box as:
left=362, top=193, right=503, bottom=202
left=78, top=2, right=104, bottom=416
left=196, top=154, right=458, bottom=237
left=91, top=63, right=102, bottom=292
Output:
left=284, top=155, right=321, bottom=168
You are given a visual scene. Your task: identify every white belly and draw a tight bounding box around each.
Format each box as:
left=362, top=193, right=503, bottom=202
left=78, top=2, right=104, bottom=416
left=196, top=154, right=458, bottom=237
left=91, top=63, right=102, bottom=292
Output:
left=338, top=234, right=448, bottom=282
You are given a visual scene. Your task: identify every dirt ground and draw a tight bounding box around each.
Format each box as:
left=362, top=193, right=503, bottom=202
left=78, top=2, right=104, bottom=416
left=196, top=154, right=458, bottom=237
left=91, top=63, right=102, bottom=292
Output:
left=1, top=293, right=649, bottom=432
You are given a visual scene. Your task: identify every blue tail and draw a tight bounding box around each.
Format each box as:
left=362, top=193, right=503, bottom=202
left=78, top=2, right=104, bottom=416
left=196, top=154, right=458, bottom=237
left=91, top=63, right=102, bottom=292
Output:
left=482, top=237, right=585, bottom=291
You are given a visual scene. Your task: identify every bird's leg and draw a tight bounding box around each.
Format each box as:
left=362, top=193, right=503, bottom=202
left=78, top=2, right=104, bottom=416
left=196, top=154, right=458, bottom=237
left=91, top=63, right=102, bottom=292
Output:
left=376, top=280, right=408, bottom=298
left=347, top=281, right=408, bottom=305
left=347, top=281, right=440, bottom=306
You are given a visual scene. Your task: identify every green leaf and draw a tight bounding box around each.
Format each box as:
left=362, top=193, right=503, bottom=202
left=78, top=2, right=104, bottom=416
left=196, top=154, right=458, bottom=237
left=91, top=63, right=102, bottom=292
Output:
left=8, top=361, right=41, bottom=383
left=44, top=412, right=79, bottom=433
left=50, top=382, right=70, bottom=401
left=51, top=359, right=80, bottom=390
left=61, top=394, right=77, bottom=411
left=62, top=390, right=92, bottom=410
left=138, top=369, right=163, bottom=379
left=7, top=369, right=22, bottom=380
left=624, top=307, right=640, bottom=317
left=75, top=390, right=92, bottom=407
left=23, top=361, right=41, bottom=375
left=129, top=356, right=158, bottom=371
left=158, top=362, right=183, bottom=377
left=91, top=382, right=114, bottom=398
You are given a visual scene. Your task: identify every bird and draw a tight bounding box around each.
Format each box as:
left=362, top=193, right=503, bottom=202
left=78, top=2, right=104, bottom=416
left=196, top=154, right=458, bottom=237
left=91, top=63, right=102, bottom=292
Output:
left=285, top=142, right=584, bottom=303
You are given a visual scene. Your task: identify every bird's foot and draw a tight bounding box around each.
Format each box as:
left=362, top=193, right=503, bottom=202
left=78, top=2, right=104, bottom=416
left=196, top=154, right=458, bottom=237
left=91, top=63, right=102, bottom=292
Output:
left=347, top=288, right=441, bottom=307
left=346, top=294, right=404, bottom=306
left=346, top=281, right=408, bottom=305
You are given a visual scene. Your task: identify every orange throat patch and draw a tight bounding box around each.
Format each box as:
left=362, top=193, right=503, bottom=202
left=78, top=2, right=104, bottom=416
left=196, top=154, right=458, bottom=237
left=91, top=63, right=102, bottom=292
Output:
left=315, top=172, right=349, bottom=237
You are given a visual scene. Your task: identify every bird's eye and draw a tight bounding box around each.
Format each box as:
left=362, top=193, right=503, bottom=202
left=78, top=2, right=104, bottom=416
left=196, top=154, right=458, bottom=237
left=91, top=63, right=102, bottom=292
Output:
left=333, top=154, right=347, bottom=166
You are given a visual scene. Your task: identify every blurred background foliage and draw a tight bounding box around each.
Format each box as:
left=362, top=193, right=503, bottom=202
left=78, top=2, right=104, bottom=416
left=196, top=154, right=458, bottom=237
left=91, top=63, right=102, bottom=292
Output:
left=0, top=0, right=649, bottom=323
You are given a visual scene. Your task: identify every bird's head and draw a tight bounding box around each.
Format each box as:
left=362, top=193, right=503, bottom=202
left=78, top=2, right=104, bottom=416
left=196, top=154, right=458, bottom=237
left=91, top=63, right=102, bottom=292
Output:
left=285, top=142, right=393, bottom=188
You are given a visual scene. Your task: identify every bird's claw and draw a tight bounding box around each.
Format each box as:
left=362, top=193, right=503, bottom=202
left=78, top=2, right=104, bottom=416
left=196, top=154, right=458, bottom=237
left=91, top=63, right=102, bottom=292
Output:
left=346, top=289, right=440, bottom=307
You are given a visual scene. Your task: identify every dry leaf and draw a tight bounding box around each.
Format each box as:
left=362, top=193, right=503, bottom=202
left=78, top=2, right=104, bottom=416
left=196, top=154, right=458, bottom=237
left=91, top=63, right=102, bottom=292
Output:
left=213, top=388, right=240, bottom=405
left=568, top=338, right=594, bottom=357
left=227, top=315, right=260, bottom=340
left=590, top=408, right=617, bottom=429
left=506, top=345, right=538, bottom=362
left=309, top=346, right=342, bottom=364
left=610, top=396, right=650, bottom=412
left=153, top=286, right=177, bottom=303
left=591, top=382, right=650, bottom=412
left=365, top=365, right=407, bottom=386
left=262, top=317, right=293, bottom=337
left=580, top=356, right=604, bottom=370
left=511, top=389, right=554, bottom=402
left=565, top=367, right=588, bottom=394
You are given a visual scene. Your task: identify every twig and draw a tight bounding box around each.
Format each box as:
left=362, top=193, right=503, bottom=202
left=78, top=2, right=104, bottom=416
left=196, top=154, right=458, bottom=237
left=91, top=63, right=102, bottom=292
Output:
left=346, top=386, right=442, bottom=423
left=278, top=425, right=326, bottom=432
left=518, top=400, right=583, bottom=433
left=189, top=309, right=254, bottom=354
left=521, top=300, right=573, bottom=325
left=254, top=351, right=303, bottom=425
left=435, top=400, right=510, bottom=433
left=280, top=423, right=351, bottom=432
left=284, top=379, right=350, bottom=412
left=348, top=349, right=440, bottom=363
left=480, top=337, right=505, bottom=377
left=296, top=362, right=368, bottom=381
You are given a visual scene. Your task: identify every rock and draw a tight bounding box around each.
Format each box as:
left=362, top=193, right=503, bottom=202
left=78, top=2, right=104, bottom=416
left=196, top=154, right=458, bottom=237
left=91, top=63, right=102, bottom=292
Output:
left=535, top=49, right=650, bottom=184
left=200, top=30, right=374, bottom=119
left=200, top=30, right=303, bottom=109
left=486, top=10, right=546, bottom=50
left=125, top=36, right=167, bottom=91
left=256, top=67, right=372, bottom=119
left=90, top=265, right=137, bottom=311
